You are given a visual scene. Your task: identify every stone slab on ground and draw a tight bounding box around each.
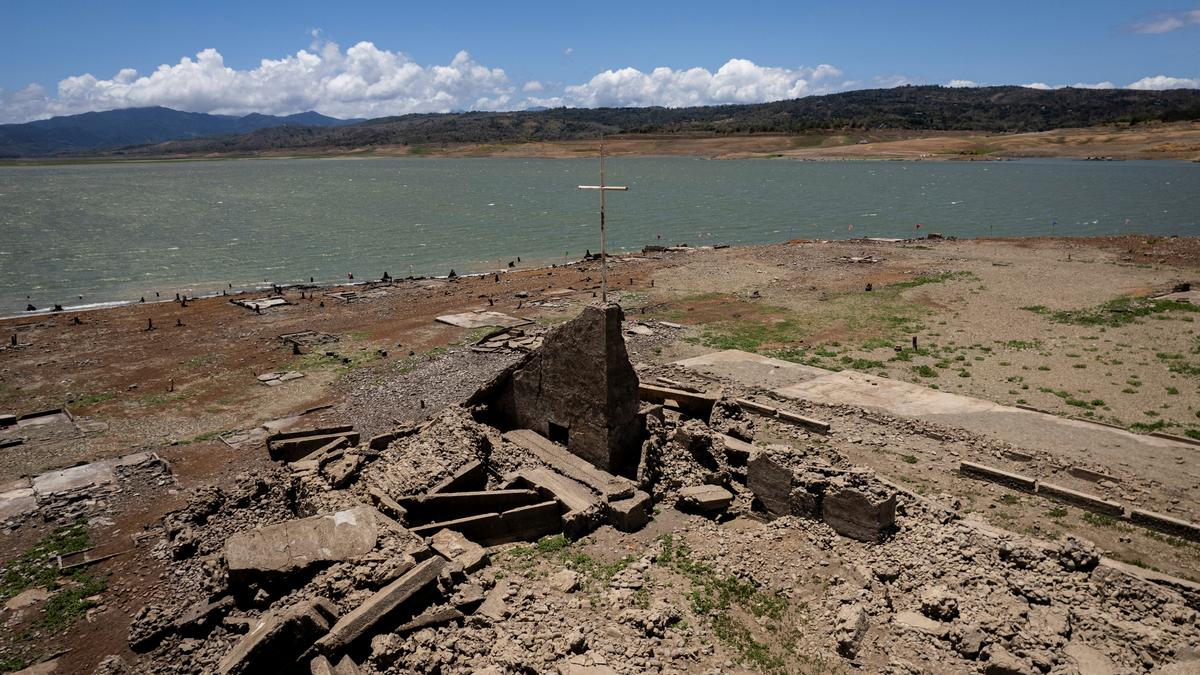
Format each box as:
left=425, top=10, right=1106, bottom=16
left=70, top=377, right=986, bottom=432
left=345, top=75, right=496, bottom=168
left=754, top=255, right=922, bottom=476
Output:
left=637, top=383, right=720, bottom=417
left=606, top=490, right=651, bottom=532
left=676, top=484, right=734, bottom=513
left=429, top=529, right=488, bottom=573
left=822, top=485, right=897, bottom=542
left=268, top=432, right=360, bottom=463
left=673, top=350, right=830, bottom=389
left=959, top=461, right=1038, bottom=493
left=507, top=467, right=602, bottom=537
left=0, top=485, right=37, bottom=521
left=225, top=506, right=379, bottom=578
left=217, top=597, right=339, bottom=675
left=430, top=460, right=487, bottom=493
left=400, top=490, right=541, bottom=524
left=435, top=311, right=531, bottom=329
left=315, top=556, right=445, bottom=655
left=31, top=460, right=116, bottom=497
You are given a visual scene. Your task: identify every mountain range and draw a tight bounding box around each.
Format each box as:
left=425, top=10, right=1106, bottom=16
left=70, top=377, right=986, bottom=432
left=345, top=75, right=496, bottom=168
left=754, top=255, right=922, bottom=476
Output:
left=2, top=86, right=1199, bottom=158
left=0, top=107, right=359, bottom=157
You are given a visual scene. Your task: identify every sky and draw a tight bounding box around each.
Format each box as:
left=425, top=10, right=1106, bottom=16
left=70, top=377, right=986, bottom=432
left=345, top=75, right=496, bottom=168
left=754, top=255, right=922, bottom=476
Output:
left=1, top=1, right=1198, bottom=123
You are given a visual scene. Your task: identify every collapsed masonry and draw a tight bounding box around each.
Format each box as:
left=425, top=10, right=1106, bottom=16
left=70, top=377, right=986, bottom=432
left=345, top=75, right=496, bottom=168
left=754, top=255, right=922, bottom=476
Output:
left=122, top=303, right=916, bottom=673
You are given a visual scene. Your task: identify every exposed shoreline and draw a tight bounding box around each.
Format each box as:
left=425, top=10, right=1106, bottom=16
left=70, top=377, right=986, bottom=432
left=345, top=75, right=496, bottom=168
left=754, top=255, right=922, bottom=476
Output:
left=4, top=121, right=1200, bottom=164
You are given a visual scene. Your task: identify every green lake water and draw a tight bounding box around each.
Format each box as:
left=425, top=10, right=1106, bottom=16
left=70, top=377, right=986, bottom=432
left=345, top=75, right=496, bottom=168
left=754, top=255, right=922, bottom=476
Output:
left=1, top=156, right=1197, bottom=313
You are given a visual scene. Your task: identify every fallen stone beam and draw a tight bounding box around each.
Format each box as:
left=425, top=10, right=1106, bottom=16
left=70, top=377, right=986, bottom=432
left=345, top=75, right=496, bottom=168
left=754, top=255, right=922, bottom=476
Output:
left=410, top=513, right=501, bottom=542
left=1128, top=509, right=1200, bottom=543
left=268, top=432, right=360, bottom=463
left=734, top=398, right=777, bottom=417
left=638, top=383, right=719, bottom=416
left=399, top=489, right=541, bottom=525
left=776, top=409, right=831, bottom=433
left=267, top=425, right=354, bottom=442
left=958, top=461, right=1037, bottom=493
left=1037, top=482, right=1124, bottom=517
left=429, top=459, right=487, bottom=493
left=507, top=467, right=602, bottom=538
left=315, top=557, right=445, bottom=656
left=503, top=430, right=634, bottom=501
left=396, top=607, right=465, bottom=634
left=409, top=501, right=563, bottom=546
left=217, top=598, right=339, bottom=674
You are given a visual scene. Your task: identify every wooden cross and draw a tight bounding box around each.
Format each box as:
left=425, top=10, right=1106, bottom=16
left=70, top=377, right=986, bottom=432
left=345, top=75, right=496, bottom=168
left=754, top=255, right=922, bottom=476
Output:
left=578, top=138, right=628, bottom=303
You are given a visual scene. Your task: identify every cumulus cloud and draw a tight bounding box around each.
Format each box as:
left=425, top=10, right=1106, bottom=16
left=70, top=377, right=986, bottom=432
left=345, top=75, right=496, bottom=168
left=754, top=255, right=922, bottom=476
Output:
left=522, top=80, right=544, bottom=92
left=947, top=79, right=979, bottom=88
left=550, top=59, right=843, bottom=108
left=1127, top=9, right=1200, bottom=34
left=1127, top=75, right=1200, bottom=90
left=1023, top=77, right=1193, bottom=91
left=0, top=40, right=513, bottom=123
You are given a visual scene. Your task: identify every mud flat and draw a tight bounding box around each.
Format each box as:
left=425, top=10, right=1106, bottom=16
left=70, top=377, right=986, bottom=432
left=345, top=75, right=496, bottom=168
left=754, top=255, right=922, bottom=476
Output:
left=1, top=234, right=1198, bottom=672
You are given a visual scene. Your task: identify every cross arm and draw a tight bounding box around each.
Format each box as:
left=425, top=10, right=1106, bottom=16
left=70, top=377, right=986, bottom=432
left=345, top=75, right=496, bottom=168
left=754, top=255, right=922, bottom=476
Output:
left=578, top=185, right=629, bottom=191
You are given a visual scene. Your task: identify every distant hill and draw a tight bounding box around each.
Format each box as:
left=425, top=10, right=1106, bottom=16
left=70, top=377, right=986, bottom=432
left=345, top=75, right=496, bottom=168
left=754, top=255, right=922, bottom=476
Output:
left=0, top=107, right=360, bottom=157
left=111, top=86, right=1200, bottom=157
left=5, top=86, right=1200, bottom=158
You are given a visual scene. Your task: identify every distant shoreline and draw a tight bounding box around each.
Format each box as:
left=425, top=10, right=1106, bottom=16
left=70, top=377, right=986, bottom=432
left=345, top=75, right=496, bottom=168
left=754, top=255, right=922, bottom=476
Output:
left=4, top=122, right=1199, bottom=164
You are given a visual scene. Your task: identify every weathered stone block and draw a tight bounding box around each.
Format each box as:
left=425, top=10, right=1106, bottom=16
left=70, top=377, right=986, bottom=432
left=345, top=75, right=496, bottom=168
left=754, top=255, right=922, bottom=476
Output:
left=607, top=490, right=652, bottom=532
left=430, top=459, right=487, bottom=493
left=821, top=486, right=896, bottom=542
left=430, top=529, right=488, bottom=573
left=1128, top=508, right=1200, bottom=542
left=1037, top=482, right=1123, bottom=517
left=217, top=597, right=339, bottom=675
left=747, top=452, right=794, bottom=518
left=676, top=485, right=733, bottom=513
left=225, top=507, right=379, bottom=579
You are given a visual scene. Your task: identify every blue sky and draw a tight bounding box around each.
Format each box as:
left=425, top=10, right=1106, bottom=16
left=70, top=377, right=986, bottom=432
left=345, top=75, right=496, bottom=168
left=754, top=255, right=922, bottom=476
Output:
left=2, top=1, right=1198, bottom=122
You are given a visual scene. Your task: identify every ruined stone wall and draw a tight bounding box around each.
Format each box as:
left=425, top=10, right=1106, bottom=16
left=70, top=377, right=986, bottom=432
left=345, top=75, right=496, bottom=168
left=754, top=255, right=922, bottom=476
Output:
left=485, top=303, right=642, bottom=474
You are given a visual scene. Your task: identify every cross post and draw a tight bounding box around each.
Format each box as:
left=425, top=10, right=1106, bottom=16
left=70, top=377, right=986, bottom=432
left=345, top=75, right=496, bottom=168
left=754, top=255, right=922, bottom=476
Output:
left=578, top=138, right=628, bottom=303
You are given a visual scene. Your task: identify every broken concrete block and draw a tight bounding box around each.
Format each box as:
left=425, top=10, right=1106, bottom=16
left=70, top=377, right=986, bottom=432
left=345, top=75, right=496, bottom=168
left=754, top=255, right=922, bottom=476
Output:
left=835, top=604, right=868, bottom=657
left=217, top=597, right=339, bottom=675
left=225, top=507, right=379, bottom=580
left=718, top=434, right=756, bottom=465
left=1128, top=509, right=1200, bottom=542
left=366, top=487, right=407, bottom=521
left=396, top=608, right=464, bottom=633
left=550, top=570, right=580, bottom=593
left=430, top=459, right=487, bottom=493
left=320, top=454, right=363, bottom=489
left=821, top=485, right=896, bottom=543
left=747, top=451, right=794, bottom=518
left=606, top=490, right=651, bottom=532
left=315, top=556, right=445, bottom=655
left=430, top=529, right=488, bottom=573
left=676, top=485, right=733, bottom=513
left=477, top=579, right=510, bottom=621
left=173, top=595, right=234, bottom=635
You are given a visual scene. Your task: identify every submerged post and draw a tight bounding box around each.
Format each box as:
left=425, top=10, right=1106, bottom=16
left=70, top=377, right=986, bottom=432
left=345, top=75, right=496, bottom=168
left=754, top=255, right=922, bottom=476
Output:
left=578, top=138, right=628, bottom=303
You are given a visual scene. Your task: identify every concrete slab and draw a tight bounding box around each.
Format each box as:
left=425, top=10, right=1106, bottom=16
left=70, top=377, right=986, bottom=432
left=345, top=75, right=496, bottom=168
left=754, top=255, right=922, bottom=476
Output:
left=0, top=487, right=37, bottom=521
left=674, top=350, right=831, bottom=389
left=773, top=369, right=1196, bottom=462
left=435, top=311, right=531, bottom=329
left=31, top=461, right=116, bottom=497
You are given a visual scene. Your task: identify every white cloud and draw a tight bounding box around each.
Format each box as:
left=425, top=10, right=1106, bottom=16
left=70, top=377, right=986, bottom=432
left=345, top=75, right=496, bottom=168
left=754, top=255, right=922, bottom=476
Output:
left=522, top=80, right=544, bottom=92
left=555, top=59, right=843, bottom=108
left=947, top=79, right=978, bottom=88
left=563, top=47, right=574, bottom=58
left=0, top=40, right=513, bottom=123
left=1129, top=10, right=1200, bottom=34
left=1023, top=82, right=1052, bottom=90
left=1127, top=75, right=1200, bottom=90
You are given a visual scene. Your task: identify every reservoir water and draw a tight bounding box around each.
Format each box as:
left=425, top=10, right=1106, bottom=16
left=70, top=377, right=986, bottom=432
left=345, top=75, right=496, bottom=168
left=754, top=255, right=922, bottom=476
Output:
left=1, top=156, right=1198, bottom=313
